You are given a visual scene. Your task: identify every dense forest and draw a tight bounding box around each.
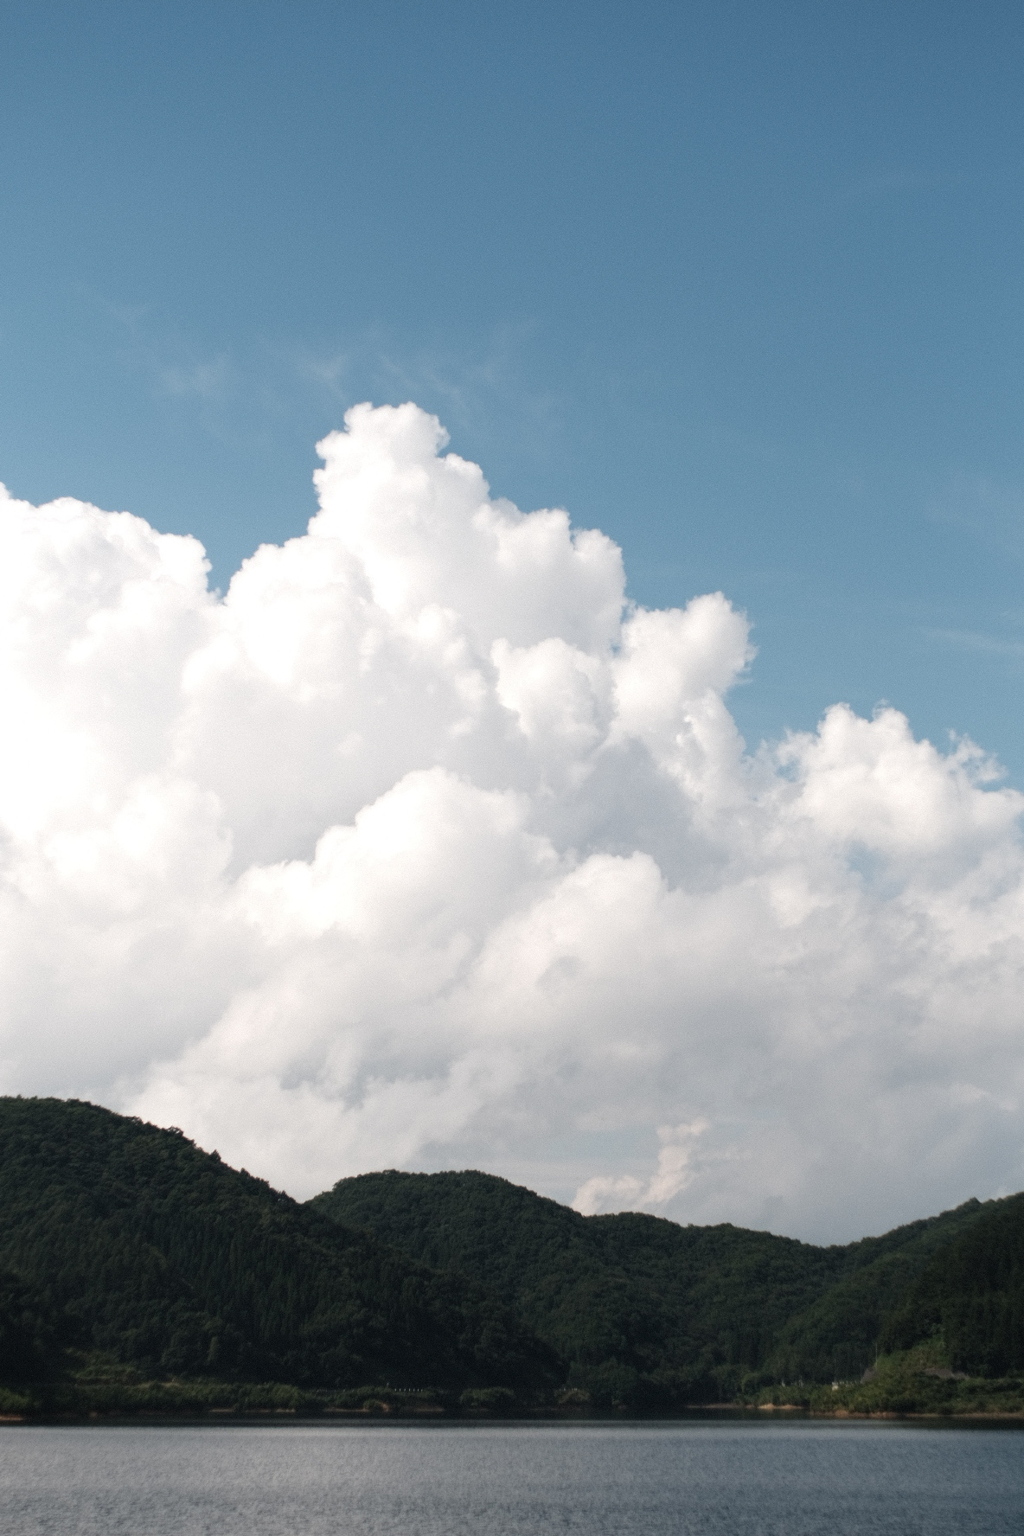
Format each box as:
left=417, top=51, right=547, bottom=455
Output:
left=311, top=1169, right=1003, bottom=1404
left=880, top=1192, right=1024, bottom=1374
left=1, top=1097, right=1022, bottom=1417
left=0, top=1098, right=554, bottom=1397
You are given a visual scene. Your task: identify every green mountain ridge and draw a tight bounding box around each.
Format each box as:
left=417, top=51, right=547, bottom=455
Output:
left=310, top=1169, right=1018, bottom=1403
left=1, top=1096, right=1022, bottom=1415
left=880, top=1193, right=1024, bottom=1374
left=0, top=1097, right=554, bottom=1393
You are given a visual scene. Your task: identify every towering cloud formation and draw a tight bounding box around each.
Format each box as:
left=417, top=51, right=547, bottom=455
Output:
left=1, top=403, right=1022, bottom=1239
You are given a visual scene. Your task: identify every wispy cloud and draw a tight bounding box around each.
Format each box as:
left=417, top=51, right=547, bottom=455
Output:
left=159, top=354, right=235, bottom=403
left=292, top=321, right=565, bottom=462
left=927, top=473, right=1024, bottom=562
left=81, top=287, right=566, bottom=477
left=926, top=626, right=1024, bottom=661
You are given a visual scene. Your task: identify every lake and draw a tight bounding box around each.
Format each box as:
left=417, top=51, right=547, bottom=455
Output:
left=1, top=1419, right=1021, bottom=1535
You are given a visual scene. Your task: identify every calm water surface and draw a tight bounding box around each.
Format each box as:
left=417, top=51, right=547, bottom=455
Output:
left=1, top=1419, right=1022, bottom=1535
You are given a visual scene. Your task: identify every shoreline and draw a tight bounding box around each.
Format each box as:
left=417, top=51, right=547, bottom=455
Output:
left=2, top=1406, right=1023, bottom=1427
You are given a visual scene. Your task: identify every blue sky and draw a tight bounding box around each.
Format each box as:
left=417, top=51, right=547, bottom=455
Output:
left=3, top=0, right=1024, bottom=777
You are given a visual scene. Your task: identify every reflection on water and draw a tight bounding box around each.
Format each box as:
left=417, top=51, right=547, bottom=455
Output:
left=1, top=1419, right=1022, bottom=1536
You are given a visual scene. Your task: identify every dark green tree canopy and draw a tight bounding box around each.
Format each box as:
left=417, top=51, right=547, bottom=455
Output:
left=0, top=1098, right=555, bottom=1391
left=312, top=1169, right=1011, bottom=1402
left=1, top=1097, right=1019, bottom=1408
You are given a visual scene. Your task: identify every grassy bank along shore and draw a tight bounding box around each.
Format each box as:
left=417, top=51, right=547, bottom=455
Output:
left=744, top=1344, right=1024, bottom=1417
left=3, top=1350, right=1024, bottom=1422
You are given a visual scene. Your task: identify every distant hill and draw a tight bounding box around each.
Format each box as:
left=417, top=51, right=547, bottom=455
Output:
left=0, top=1098, right=555, bottom=1392
left=880, top=1191, right=1024, bottom=1375
left=310, top=1169, right=1002, bottom=1403
left=309, top=1169, right=838, bottom=1402
left=1, top=1098, right=1018, bottom=1413
left=759, top=1200, right=991, bottom=1381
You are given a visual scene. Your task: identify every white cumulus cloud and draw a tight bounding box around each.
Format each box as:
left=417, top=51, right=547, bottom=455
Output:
left=1, top=401, right=1023, bottom=1241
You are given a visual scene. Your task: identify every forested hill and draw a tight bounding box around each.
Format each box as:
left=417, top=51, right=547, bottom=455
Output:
left=880, top=1191, right=1024, bottom=1375
left=0, top=1098, right=554, bottom=1391
left=2, top=1098, right=1020, bottom=1413
left=310, top=1169, right=1014, bottom=1403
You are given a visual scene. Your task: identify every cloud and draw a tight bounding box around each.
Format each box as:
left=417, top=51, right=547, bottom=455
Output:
left=1, top=401, right=1023, bottom=1241
left=926, top=627, right=1024, bottom=663
left=574, top=1119, right=711, bottom=1215
left=159, top=355, right=235, bottom=403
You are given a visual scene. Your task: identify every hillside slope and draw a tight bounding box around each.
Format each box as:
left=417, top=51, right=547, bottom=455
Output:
left=310, top=1169, right=995, bottom=1400
left=1, top=1099, right=1011, bottom=1410
left=765, top=1200, right=990, bottom=1381
left=880, top=1191, right=1024, bottom=1374
left=0, top=1099, right=554, bottom=1391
